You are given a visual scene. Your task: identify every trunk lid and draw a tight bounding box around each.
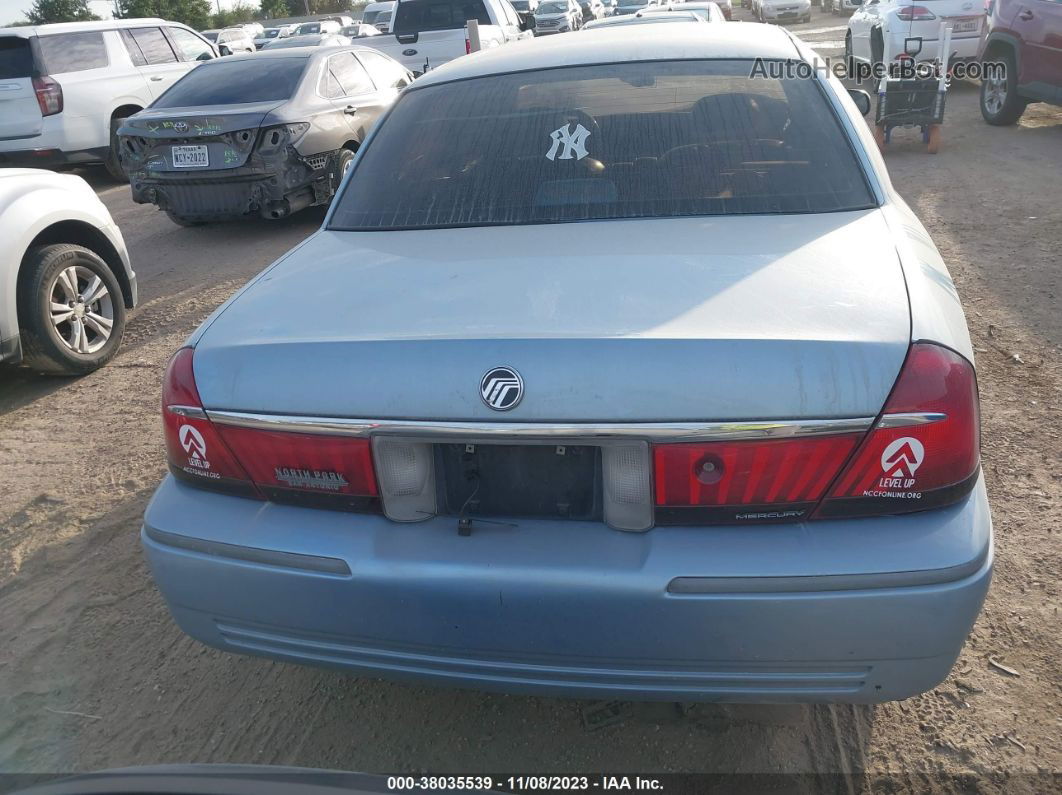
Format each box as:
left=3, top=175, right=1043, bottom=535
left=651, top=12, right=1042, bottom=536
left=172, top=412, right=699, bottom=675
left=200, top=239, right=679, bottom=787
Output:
left=118, top=101, right=285, bottom=171
left=0, top=36, right=44, bottom=140
left=193, top=210, right=911, bottom=422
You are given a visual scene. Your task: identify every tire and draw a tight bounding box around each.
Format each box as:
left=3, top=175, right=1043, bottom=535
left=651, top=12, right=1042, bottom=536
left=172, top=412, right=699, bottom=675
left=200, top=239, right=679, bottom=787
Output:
left=104, top=116, right=130, bottom=182
left=870, top=28, right=884, bottom=71
left=332, top=148, right=356, bottom=194
left=980, top=49, right=1027, bottom=125
left=844, top=31, right=852, bottom=60
left=165, top=210, right=205, bottom=227
left=926, top=123, right=941, bottom=154
left=16, top=244, right=126, bottom=376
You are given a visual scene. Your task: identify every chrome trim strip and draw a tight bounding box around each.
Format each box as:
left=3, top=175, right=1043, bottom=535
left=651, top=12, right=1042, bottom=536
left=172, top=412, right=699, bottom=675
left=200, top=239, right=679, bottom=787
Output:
left=204, top=411, right=875, bottom=442
left=876, top=412, right=947, bottom=429
left=167, top=405, right=208, bottom=419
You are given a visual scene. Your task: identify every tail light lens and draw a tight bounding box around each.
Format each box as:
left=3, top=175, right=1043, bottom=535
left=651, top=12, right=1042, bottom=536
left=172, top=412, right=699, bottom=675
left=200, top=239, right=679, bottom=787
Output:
left=32, top=76, right=63, bottom=116
left=653, top=434, right=861, bottom=524
left=465, top=37, right=471, bottom=54
left=162, top=348, right=379, bottom=512
left=896, top=5, right=936, bottom=20
left=817, top=343, right=979, bottom=518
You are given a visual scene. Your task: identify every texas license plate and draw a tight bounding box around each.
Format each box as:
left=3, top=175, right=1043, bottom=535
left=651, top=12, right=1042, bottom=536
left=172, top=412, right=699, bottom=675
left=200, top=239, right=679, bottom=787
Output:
left=951, top=18, right=979, bottom=32
left=171, top=145, right=208, bottom=168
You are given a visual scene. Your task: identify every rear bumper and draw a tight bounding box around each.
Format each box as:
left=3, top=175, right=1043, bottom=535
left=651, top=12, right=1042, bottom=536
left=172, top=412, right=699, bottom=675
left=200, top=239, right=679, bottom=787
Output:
left=885, top=29, right=981, bottom=62
left=128, top=170, right=325, bottom=221
left=0, top=145, right=109, bottom=169
left=143, top=474, right=992, bottom=702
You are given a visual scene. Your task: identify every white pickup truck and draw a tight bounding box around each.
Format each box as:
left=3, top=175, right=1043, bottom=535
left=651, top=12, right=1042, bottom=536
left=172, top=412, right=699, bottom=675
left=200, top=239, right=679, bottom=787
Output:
left=359, top=0, right=533, bottom=74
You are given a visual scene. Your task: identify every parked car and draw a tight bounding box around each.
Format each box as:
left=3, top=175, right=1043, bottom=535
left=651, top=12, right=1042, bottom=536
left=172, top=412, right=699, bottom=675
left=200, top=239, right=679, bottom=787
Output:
left=360, top=0, right=534, bottom=73
left=610, top=0, right=663, bottom=15
left=118, top=47, right=411, bottom=225
left=0, top=19, right=217, bottom=179
left=534, top=0, right=584, bottom=31
left=294, top=20, right=343, bottom=35
left=361, top=1, right=397, bottom=32
left=0, top=169, right=135, bottom=374
left=260, top=33, right=353, bottom=49
left=201, top=27, right=256, bottom=55
left=759, top=0, right=811, bottom=23
left=361, top=1, right=395, bottom=27
left=978, top=0, right=1062, bottom=124
left=253, top=26, right=295, bottom=49
left=342, top=23, right=383, bottom=37
left=325, top=15, right=356, bottom=26
left=661, top=2, right=728, bottom=21
left=671, top=0, right=730, bottom=20
left=583, top=9, right=707, bottom=25
left=822, top=0, right=859, bottom=14
left=578, top=0, right=607, bottom=21
left=847, top=0, right=984, bottom=67
left=143, top=23, right=990, bottom=705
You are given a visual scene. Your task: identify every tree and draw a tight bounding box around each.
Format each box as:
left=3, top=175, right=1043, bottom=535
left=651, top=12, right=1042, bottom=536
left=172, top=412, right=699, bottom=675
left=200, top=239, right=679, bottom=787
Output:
left=25, top=0, right=99, bottom=23
left=117, top=0, right=211, bottom=29
left=259, top=0, right=286, bottom=17
left=210, top=0, right=257, bottom=25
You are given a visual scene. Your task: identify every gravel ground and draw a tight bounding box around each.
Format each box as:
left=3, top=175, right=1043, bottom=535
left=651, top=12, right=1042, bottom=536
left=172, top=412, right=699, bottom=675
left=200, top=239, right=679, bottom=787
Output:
left=1, top=13, right=1060, bottom=791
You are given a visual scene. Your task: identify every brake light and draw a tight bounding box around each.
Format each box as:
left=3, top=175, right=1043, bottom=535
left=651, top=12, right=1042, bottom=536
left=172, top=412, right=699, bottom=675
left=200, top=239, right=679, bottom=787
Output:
left=895, top=4, right=937, bottom=20
left=817, top=343, right=980, bottom=518
left=162, top=347, right=379, bottom=511
left=465, top=37, right=471, bottom=54
left=653, top=434, right=861, bottom=524
left=32, top=75, right=63, bottom=116
left=162, top=348, right=257, bottom=497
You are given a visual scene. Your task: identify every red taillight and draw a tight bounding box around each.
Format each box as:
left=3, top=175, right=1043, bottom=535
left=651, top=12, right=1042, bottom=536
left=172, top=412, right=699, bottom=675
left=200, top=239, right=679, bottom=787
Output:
left=653, top=434, right=861, bottom=524
left=162, top=348, right=379, bottom=511
left=817, top=343, right=980, bottom=518
left=32, top=75, right=63, bottom=116
left=895, top=4, right=936, bottom=20
left=465, top=37, right=471, bottom=54
left=217, top=426, right=378, bottom=509
left=162, top=348, right=257, bottom=496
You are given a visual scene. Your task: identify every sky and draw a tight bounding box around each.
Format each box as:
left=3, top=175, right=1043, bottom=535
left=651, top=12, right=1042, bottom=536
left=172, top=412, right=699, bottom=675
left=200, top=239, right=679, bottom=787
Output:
left=1, top=0, right=247, bottom=24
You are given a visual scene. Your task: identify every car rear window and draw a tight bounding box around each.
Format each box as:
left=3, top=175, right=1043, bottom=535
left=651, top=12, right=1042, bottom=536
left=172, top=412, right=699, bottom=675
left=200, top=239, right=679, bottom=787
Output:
left=37, top=32, right=109, bottom=73
left=393, top=0, right=491, bottom=34
left=0, top=36, right=36, bottom=79
left=329, top=60, right=876, bottom=231
left=152, top=57, right=308, bottom=107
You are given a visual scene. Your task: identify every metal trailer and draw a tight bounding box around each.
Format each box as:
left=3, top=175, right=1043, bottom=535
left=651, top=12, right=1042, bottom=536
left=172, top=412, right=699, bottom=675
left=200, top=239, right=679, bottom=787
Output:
left=873, top=21, right=953, bottom=154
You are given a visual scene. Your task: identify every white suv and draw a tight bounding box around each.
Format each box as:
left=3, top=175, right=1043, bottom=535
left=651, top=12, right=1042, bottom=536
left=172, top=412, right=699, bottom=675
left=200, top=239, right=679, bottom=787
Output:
left=0, top=19, right=218, bottom=180
left=201, top=26, right=257, bottom=55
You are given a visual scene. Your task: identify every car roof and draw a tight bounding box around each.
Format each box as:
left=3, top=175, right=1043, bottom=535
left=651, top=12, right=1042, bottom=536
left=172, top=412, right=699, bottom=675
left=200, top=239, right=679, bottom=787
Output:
left=414, top=22, right=801, bottom=89
left=0, top=17, right=179, bottom=37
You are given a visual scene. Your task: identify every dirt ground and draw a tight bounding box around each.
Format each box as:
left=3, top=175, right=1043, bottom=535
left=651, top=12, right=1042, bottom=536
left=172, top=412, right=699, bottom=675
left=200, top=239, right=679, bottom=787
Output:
left=1, top=13, right=1060, bottom=792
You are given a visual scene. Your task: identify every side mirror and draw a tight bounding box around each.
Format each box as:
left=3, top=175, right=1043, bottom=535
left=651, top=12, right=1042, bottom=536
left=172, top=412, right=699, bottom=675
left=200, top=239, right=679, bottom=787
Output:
left=848, top=88, right=872, bottom=115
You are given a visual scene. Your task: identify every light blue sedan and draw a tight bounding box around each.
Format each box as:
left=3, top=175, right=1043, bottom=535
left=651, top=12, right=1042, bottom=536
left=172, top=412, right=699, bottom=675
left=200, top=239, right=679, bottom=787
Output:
left=144, top=23, right=991, bottom=703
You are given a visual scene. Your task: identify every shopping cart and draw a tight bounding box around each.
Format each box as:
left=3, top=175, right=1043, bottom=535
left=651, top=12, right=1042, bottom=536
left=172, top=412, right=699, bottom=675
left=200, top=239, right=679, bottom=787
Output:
left=873, top=22, right=953, bottom=154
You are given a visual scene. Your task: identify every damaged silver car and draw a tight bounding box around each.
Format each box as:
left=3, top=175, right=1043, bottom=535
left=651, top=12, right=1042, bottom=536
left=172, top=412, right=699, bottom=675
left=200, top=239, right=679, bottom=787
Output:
left=117, top=48, right=412, bottom=226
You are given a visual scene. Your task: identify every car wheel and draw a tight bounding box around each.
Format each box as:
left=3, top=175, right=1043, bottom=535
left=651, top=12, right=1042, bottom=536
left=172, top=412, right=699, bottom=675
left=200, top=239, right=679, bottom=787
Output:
left=16, top=244, right=126, bottom=376
left=844, top=31, right=852, bottom=60
left=333, top=148, right=356, bottom=193
left=980, top=49, right=1027, bottom=125
left=104, top=116, right=130, bottom=182
left=165, top=210, right=206, bottom=227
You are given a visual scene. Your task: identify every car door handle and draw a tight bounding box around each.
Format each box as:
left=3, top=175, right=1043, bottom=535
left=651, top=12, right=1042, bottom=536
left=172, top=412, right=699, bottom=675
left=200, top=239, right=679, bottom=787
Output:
left=150, top=75, right=166, bottom=81
left=1018, top=8, right=1033, bottom=19
left=344, top=105, right=358, bottom=114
